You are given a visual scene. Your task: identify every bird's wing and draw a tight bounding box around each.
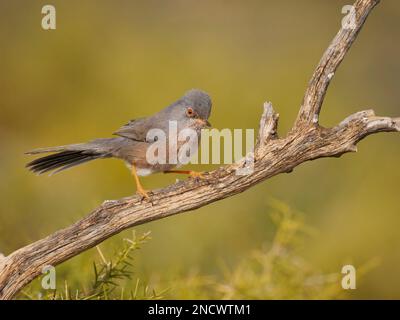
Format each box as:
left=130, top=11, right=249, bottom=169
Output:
left=113, top=117, right=155, bottom=142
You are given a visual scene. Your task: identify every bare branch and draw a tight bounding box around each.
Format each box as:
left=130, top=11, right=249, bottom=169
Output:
left=256, top=102, right=279, bottom=149
left=295, top=0, right=380, bottom=127
left=335, top=110, right=400, bottom=148
left=0, top=0, right=397, bottom=299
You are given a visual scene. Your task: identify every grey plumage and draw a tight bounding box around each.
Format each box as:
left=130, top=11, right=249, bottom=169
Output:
left=26, top=89, right=212, bottom=176
left=114, top=89, right=211, bottom=141
left=26, top=138, right=120, bottom=175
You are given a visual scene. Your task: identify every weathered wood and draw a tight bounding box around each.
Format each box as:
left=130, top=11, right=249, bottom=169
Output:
left=295, top=0, right=381, bottom=127
left=0, top=0, right=396, bottom=300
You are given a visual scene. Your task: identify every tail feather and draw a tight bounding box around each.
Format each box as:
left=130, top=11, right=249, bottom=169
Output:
left=50, top=157, right=96, bottom=175
left=28, top=150, right=82, bottom=167
left=26, top=150, right=103, bottom=175
left=25, top=145, right=84, bottom=155
left=26, top=138, right=122, bottom=175
left=32, top=154, right=89, bottom=174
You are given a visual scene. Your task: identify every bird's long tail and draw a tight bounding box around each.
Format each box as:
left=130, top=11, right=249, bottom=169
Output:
left=26, top=138, right=119, bottom=175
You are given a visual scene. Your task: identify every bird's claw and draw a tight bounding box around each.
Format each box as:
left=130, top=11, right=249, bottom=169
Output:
left=136, top=187, right=150, bottom=200
left=189, top=171, right=205, bottom=180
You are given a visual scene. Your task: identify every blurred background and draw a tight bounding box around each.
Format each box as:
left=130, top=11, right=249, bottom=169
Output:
left=0, top=0, right=399, bottom=299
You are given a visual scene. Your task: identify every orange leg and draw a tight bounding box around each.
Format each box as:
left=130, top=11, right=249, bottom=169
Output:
left=164, top=170, right=205, bottom=179
left=131, top=164, right=150, bottom=199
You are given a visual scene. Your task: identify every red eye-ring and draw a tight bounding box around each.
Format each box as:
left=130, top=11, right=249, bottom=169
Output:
left=186, top=107, right=194, bottom=117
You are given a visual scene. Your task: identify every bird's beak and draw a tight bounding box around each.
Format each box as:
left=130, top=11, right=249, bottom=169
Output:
left=196, top=119, right=212, bottom=128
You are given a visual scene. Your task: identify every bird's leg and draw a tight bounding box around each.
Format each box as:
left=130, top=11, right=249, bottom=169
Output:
left=164, top=170, right=205, bottom=179
left=131, top=164, right=150, bottom=199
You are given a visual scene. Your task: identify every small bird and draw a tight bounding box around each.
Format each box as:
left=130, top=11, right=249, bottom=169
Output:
left=26, top=89, right=212, bottom=198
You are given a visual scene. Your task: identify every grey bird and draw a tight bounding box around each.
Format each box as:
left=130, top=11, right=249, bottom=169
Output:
left=26, top=89, right=212, bottom=198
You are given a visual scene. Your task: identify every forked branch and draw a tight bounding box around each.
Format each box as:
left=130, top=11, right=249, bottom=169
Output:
left=0, top=0, right=397, bottom=299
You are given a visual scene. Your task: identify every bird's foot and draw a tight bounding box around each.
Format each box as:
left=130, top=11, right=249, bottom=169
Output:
left=188, top=171, right=205, bottom=180
left=136, top=186, right=150, bottom=200
left=163, top=170, right=206, bottom=180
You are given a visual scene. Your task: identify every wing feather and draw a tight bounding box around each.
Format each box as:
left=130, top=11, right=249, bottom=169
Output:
left=113, top=118, right=151, bottom=141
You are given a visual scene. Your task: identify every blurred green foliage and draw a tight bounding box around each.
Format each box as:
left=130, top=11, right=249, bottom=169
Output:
left=162, top=201, right=348, bottom=300
left=1, top=0, right=400, bottom=298
left=22, top=201, right=365, bottom=300
left=20, top=231, right=167, bottom=300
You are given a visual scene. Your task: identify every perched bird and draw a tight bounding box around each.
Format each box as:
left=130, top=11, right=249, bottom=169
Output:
left=26, top=89, right=212, bottom=198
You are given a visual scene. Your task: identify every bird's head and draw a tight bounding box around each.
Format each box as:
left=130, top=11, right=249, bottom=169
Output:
left=169, top=89, right=212, bottom=129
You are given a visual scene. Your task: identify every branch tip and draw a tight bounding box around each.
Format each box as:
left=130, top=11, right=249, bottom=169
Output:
left=339, top=109, right=375, bottom=127
left=257, top=102, right=279, bottom=147
left=296, top=0, right=380, bottom=126
left=347, top=144, right=358, bottom=153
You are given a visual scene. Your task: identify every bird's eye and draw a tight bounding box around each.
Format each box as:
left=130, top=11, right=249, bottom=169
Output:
left=186, top=107, right=194, bottom=117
